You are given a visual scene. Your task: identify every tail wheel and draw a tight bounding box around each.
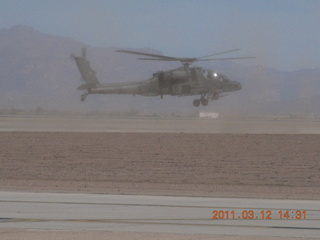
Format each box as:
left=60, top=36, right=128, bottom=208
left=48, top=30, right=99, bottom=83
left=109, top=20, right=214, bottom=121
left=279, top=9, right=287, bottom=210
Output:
left=81, top=90, right=89, bottom=102
left=193, top=99, right=200, bottom=107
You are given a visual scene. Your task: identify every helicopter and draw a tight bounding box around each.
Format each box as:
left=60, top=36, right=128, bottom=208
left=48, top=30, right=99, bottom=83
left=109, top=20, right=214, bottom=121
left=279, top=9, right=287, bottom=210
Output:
left=72, top=48, right=252, bottom=107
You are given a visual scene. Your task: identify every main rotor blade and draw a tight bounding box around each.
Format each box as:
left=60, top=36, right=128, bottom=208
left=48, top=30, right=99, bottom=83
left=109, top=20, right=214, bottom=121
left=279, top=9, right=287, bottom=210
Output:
left=116, top=50, right=178, bottom=61
left=117, top=49, right=254, bottom=67
left=137, top=58, right=179, bottom=61
left=197, top=48, right=240, bottom=59
left=197, top=56, right=255, bottom=61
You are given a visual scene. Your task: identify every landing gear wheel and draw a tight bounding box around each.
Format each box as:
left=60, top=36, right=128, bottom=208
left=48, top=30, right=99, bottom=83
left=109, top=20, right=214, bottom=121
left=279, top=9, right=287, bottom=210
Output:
left=193, top=99, right=200, bottom=107
left=200, top=98, right=209, bottom=106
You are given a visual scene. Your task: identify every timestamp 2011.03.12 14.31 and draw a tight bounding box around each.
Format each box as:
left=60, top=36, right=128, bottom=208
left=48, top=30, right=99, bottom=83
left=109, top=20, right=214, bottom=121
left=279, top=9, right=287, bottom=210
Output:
left=212, top=210, right=307, bottom=220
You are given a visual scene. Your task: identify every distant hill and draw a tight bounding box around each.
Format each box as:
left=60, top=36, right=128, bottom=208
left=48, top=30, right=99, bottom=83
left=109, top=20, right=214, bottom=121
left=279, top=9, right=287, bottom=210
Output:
left=1, top=25, right=320, bottom=116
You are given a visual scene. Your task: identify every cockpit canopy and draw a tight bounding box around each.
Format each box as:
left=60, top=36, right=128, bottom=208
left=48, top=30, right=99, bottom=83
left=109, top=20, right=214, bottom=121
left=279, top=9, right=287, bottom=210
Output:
left=202, top=69, right=230, bottom=82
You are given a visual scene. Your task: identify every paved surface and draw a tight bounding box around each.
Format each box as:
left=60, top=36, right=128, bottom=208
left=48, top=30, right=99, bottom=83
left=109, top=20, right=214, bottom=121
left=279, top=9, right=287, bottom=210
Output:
left=0, top=192, right=319, bottom=238
left=1, top=115, right=320, bottom=134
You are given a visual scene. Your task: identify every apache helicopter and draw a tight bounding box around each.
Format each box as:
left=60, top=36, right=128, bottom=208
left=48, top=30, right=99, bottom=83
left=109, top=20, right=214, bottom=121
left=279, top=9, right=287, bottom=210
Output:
left=72, top=48, right=252, bottom=107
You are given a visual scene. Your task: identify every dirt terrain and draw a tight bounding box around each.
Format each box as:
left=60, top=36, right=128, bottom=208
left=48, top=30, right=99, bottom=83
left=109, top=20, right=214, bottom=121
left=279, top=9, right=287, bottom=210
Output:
left=1, top=132, right=319, bottom=199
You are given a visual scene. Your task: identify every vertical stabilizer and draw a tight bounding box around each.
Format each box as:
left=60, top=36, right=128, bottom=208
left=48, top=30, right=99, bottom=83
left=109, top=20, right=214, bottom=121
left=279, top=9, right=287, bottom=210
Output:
left=71, top=48, right=100, bottom=101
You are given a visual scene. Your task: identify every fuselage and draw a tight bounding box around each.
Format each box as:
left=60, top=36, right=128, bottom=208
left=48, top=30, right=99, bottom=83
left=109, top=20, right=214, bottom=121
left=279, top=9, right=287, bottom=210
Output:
left=88, top=67, right=241, bottom=98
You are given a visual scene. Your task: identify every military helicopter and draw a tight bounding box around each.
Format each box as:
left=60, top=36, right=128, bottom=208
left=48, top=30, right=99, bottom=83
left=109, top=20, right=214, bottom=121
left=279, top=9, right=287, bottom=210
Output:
left=72, top=48, right=252, bottom=107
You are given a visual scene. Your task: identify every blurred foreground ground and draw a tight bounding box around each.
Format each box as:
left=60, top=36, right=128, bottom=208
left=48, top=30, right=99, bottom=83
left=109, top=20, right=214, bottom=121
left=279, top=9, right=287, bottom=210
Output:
left=0, top=230, right=314, bottom=240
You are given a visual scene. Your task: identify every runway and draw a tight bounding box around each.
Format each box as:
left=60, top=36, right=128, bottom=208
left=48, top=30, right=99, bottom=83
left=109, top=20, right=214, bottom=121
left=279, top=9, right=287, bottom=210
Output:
left=1, top=115, right=320, bottom=134
left=0, top=192, right=319, bottom=238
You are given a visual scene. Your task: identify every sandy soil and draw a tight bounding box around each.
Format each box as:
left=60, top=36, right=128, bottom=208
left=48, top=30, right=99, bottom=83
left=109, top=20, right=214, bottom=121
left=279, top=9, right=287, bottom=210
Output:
left=0, top=132, right=319, bottom=199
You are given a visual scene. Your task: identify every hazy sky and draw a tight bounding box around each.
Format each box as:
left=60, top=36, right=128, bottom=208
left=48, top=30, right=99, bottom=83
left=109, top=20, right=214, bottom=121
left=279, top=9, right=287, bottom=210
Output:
left=1, top=0, right=320, bottom=71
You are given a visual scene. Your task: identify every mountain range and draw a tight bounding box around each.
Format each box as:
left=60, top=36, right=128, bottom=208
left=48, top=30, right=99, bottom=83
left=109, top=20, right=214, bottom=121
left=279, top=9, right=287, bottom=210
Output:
left=1, top=25, right=320, bottom=117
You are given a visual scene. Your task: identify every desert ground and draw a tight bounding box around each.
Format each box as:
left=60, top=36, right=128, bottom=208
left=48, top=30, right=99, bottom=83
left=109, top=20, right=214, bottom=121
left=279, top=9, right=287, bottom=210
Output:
left=0, top=116, right=319, bottom=239
left=0, top=131, right=319, bottom=199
